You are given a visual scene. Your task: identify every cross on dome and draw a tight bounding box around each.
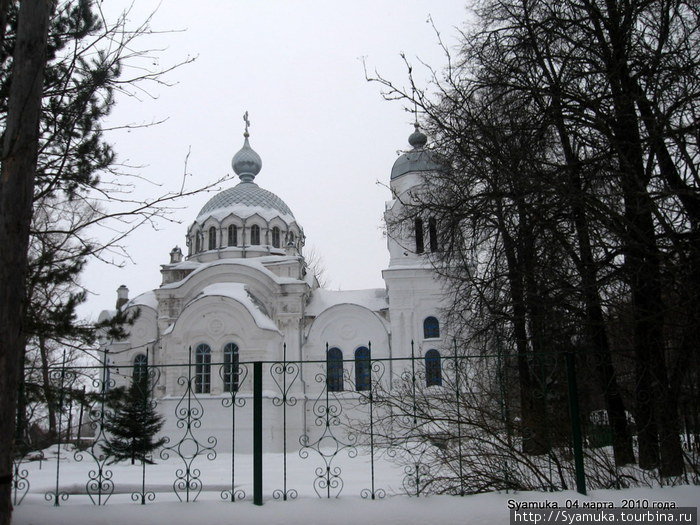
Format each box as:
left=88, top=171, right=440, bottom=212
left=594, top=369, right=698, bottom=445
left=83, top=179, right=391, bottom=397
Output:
left=232, top=110, right=262, bottom=183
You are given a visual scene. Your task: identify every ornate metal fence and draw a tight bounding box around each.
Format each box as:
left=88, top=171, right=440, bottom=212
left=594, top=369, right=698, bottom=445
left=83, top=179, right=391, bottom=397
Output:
left=11, top=344, right=699, bottom=506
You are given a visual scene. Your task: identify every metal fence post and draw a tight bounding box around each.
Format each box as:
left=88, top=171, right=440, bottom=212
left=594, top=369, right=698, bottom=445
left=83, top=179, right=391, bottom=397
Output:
left=565, top=352, right=587, bottom=495
left=253, top=361, right=263, bottom=506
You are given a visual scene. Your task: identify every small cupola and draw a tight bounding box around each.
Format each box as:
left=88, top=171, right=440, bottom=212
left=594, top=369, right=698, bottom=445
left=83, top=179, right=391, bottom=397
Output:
left=390, top=123, right=442, bottom=180
left=231, top=111, right=262, bottom=183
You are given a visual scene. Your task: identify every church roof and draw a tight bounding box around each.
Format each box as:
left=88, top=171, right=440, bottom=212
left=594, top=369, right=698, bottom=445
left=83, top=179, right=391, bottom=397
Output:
left=196, top=182, right=295, bottom=223
left=390, top=123, right=443, bottom=180
left=306, top=288, right=388, bottom=316
left=188, top=282, right=279, bottom=332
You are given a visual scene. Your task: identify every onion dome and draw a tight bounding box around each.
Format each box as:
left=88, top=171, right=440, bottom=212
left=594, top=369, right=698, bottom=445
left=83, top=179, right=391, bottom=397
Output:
left=196, top=183, right=295, bottom=223
left=232, top=131, right=262, bottom=183
left=195, top=114, right=296, bottom=224
left=408, top=123, right=427, bottom=148
left=391, top=123, right=443, bottom=180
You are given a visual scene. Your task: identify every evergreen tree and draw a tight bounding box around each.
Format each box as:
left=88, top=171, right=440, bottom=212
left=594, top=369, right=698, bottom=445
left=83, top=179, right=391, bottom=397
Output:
left=102, top=377, right=166, bottom=465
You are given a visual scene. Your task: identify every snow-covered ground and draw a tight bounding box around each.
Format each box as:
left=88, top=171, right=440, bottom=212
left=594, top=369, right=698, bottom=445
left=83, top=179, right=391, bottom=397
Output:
left=11, top=446, right=700, bottom=524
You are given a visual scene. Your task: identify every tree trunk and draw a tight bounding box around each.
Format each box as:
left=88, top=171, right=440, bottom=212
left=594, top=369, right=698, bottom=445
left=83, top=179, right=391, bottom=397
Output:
left=0, top=2, right=51, bottom=524
left=581, top=0, right=684, bottom=476
left=550, top=96, right=635, bottom=465
left=611, top=61, right=683, bottom=476
left=498, top=201, right=549, bottom=455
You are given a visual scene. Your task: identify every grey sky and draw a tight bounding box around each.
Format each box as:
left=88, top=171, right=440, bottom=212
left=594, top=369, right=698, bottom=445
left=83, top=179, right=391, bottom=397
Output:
left=80, top=1, right=469, bottom=317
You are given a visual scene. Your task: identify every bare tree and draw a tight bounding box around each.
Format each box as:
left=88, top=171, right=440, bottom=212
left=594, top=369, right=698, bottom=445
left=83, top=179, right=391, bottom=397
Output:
left=368, top=0, right=700, bottom=478
left=0, top=2, right=52, bottom=523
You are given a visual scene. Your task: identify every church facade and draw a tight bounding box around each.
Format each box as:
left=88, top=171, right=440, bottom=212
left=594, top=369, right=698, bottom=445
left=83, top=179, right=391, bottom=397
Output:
left=98, top=121, right=448, bottom=452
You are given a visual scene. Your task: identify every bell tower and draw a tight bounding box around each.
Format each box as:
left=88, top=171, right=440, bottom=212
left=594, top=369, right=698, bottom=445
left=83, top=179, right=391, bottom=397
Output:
left=383, top=124, right=447, bottom=357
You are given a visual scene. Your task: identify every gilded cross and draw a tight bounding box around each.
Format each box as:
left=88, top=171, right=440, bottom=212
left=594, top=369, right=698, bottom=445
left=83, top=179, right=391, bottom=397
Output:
left=243, top=111, right=250, bottom=136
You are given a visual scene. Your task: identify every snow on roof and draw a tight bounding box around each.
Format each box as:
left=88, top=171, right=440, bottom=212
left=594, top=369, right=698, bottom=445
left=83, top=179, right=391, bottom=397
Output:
left=164, top=260, right=200, bottom=270
left=305, top=288, right=388, bottom=317
left=97, top=309, right=117, bottom=322
left=188, top=282, right=278, bottom=332
left=161, top=257, right=304, bottom=290
left=195, top=202, right=296, bottom=226
left=124, top=290, right=158, bottom=311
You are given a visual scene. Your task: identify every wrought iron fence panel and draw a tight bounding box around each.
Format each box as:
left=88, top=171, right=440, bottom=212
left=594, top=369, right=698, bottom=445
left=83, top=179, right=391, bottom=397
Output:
left=16, top=342, right=695, bottom=506
left=218, top=360, right=248, bottom=502
left=44, top=351, right=77, bottom=506
left=270, top=343, right=299, bottom=501
left=159, top=347, right=217, bottom=502
left=299, top=359, right=358, bottom=499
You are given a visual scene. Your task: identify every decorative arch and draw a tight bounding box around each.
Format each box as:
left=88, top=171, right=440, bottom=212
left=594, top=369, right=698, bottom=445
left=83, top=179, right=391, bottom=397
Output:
left=423, top=316, right=440, bottom=339
left=327, top=347, right=344, bottom=392
left=425, top=349, right=442, bottom=387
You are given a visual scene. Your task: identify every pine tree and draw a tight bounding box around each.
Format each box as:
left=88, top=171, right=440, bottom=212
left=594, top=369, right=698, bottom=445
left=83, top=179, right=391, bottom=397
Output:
left=102, top=377, right=166, bottom=465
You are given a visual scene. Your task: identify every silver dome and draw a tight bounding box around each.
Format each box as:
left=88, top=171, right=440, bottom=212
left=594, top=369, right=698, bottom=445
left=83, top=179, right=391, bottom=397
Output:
left=390, top=124, right=443, bottom=180
left=232, top=136, right=262, bottom=183
left=196, top=182, right=295, bottom=221
left=391, top=149, right=443, bottom=180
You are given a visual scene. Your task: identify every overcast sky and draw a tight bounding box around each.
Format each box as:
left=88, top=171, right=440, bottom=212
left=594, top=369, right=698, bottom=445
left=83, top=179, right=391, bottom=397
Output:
left=79, top=1, right=470, bottom=318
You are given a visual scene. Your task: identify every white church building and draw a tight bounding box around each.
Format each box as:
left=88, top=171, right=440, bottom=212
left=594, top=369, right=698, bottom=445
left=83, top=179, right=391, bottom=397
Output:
left=98, top=120, right=448, bottom=452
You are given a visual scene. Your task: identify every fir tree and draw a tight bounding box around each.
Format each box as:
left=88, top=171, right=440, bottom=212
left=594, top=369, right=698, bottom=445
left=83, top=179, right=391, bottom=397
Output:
left=102, top=377, right=166, bottom=465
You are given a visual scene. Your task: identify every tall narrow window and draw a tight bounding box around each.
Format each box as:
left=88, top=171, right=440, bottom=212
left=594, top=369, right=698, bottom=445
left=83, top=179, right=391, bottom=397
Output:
left=133, top=353, right=148, bottom=387
left=195, top=343, right=211, bottom=394
left=228, top=225, right=238, bottom=246
left=423, top=316, right=440, bottom=339
left=250, top=224, right=261, bottom=245
left=208, top=227, right=217, bottom=250
left=195, top=232, right=201, bottom=253
left=288, top=231, right=295, bottom=245
left=223, top=342, right=240, bottom=392
left=355, top=346, right=371, bottom=391
left=327, top=347, right=344, bottom=392
left=429, top=217, right=438, bottom=252
left=272, top=227, right=280, bottom=248
left=415, top=218, right=424, bottom=254
left=425, top=349, right=442, bottom=387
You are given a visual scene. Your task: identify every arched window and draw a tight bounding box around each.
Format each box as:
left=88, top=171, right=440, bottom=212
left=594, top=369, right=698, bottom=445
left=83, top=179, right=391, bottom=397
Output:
left=423, top=316, right=440, bottom=339
left=195, top=344, right=211, bottom=394
left=228, top=225, right=238, bottom=247
left=429, top=217, right=438, bottom=252
left=425, top=349, right=442, bottom=387
left=415, top=218, right=424, bottom=254
left=223, top=342, right=240, bottom=392
left=250, top=224, right=261, bottom=245
left=288, top=231, right=295, bottom=245
left=208, top=227, right=217, bottom=250
left=272, top=227, right=280, bottom=248
left=326, top=347, right=344, bottom=392
left=133, top=353, right=148, bottom=386
left=195, top=232, right=201, bottom=253
left=355, top=346, right=371, bottom=391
